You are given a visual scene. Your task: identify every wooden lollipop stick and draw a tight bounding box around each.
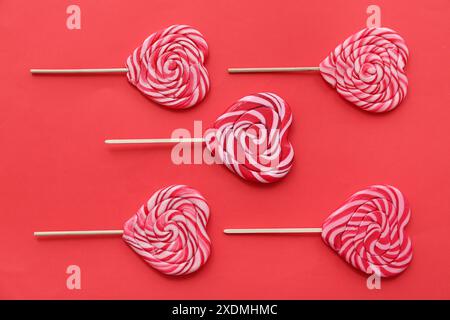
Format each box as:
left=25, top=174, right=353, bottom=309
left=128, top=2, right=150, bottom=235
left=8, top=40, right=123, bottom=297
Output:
left=34, top=230, right=124, bottom=237
left=224, top=228, right=322, bottom=234
left=30, top=68, right=129, bottom=74
left=228, top=67, right=320, bottom=73
left=104, top=138, right=206, bottom=144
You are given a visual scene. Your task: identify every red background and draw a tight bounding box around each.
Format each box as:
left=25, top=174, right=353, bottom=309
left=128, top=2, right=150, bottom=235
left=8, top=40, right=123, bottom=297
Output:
left=1, top=0, right=449, bottom=299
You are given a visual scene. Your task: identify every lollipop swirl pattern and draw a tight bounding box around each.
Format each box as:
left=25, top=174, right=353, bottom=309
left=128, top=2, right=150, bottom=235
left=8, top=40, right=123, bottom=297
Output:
left=322, top=185, right=412, bottom=277
left=205, top=93, right=294, bottom=183
left=123, top=185, right=211, bottom=276
left=320, top=27, right=408, bottom=113
left=126, top=25, right=210, bottom=109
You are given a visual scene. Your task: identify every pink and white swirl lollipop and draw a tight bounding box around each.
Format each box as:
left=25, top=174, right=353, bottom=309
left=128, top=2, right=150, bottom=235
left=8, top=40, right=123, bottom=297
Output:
left=229, top=27, right=408, bottom=113
left=31, top=25, right=210, bottom=109
left=204, top=93, right=294, bottom=183
left=34, top=185, right=211, bottom=276
left=105, top=92, right=294, bottom=183
left=225, top=185, right=412, bottom=277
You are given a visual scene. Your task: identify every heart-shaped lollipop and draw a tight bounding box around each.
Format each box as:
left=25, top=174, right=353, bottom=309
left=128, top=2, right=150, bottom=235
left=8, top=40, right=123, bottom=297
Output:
left=31, top=25, right=210, bottom=109
left=126, top=25, right=210, bottom=109
left=105, top=92, right=295, bottom=183
left=34, top=185, right=211, bottom=276
left=229, top=27, right=408, bottom=113
left=321, top=184, right=412, bottom=277
left=204, top=92, right=294, bottom=183
left=123, top=185, right=211, bottom=275
left=225, top=185, right=412, bottom=277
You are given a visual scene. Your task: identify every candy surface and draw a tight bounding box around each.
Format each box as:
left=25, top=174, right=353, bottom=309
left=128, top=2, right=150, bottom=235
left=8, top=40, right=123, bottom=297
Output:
left=123, top=185, right=211, bottom=276
left=205, top=93, right=294, bottom=183
left=320, top=27, right=408, bottom=113
left=322, top=185, right=412, bottom=277
left=126, top=25, right=210, bottom=109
